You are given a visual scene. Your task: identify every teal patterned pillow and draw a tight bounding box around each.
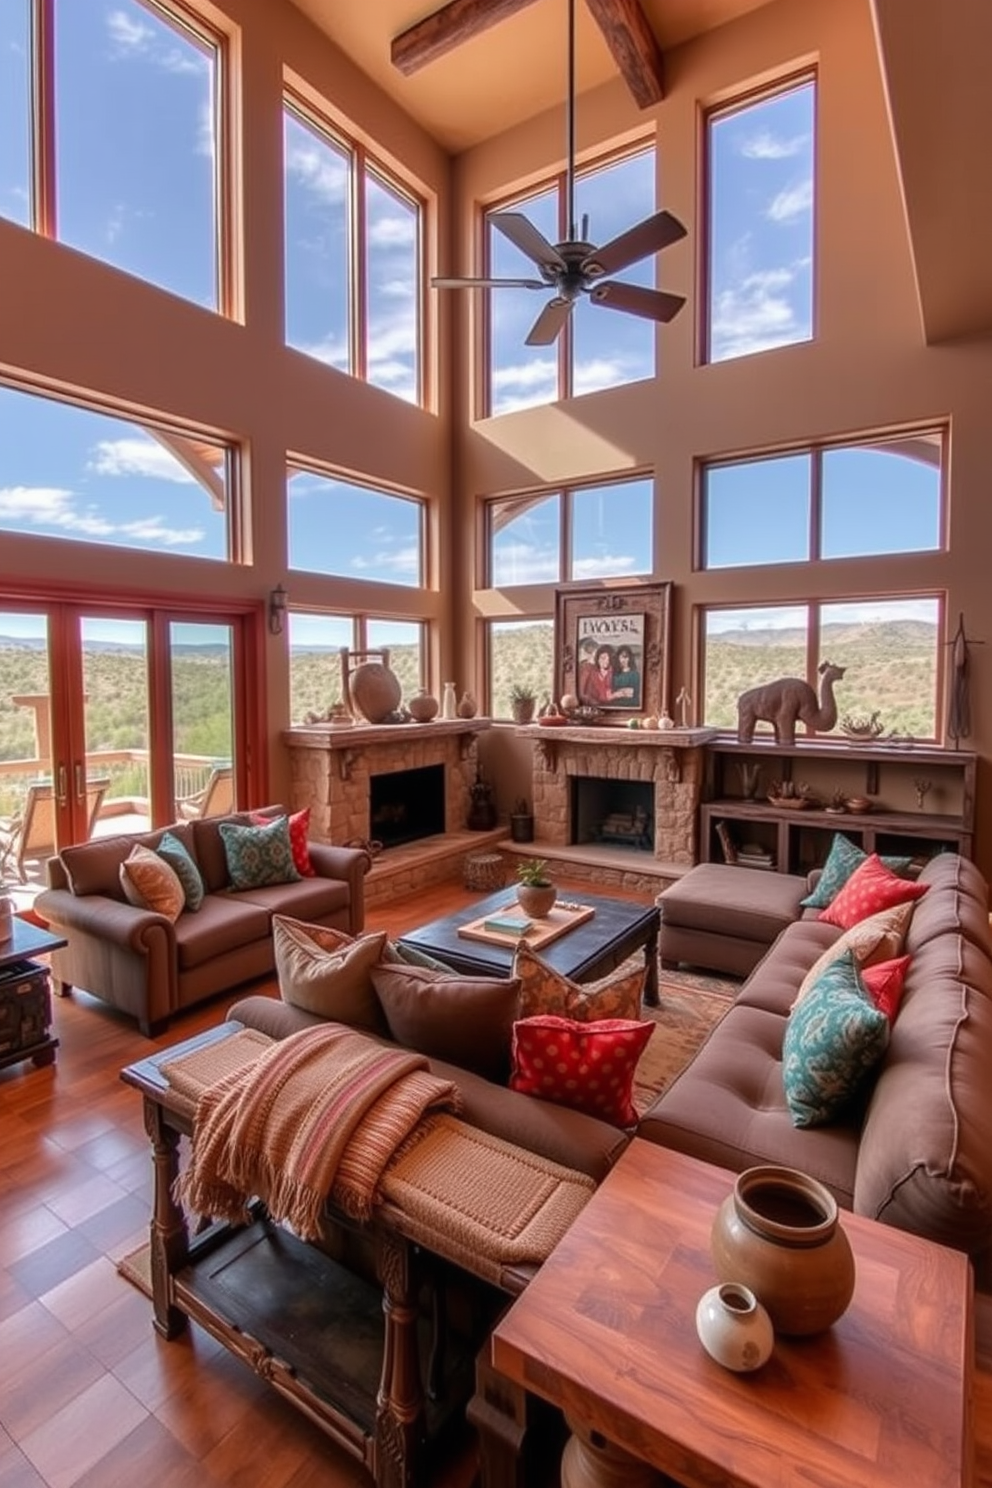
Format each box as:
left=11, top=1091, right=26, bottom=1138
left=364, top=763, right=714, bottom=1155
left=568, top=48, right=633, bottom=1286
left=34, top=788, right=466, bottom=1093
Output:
left=801, top=834, right=913, bottom=909
left=156, top=831, right=205, bottom=912
left=782, top=949, right=889, bottom=1127
left=219, top=816, right=301, bottom=891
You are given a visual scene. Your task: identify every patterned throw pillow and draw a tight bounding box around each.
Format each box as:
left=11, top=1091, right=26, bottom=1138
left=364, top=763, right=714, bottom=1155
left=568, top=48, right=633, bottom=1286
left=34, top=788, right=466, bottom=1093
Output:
left=801, top=834, right=913, bottom=909
left=509, top=1015, right=654, bottom=1128
left=251, top=806, right=314, bottom=877
left=512, top=940, right=645, bottom=1023
left=818, top=853, right=929, bottom=930
left=860, top=955, right=911, bottom=1022
left=156, top=830, right=205, bottom=912
left=370, top=962, right=521, bottom=1083
left=782, top=950, right=890, bottom=1127
left=119, top=844, right=185, bottom=922
left=793, top=901, right=914, bottom=1007
left=218, top=815, right=301, bottom=891
left=272, top=916, right=389, bottom=1031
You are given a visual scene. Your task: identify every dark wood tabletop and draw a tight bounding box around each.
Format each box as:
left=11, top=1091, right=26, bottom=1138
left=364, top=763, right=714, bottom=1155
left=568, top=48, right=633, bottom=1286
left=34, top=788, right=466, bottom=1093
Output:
left=0, top=916, right=67, bottom=971
left=397, top=887, right=659, bottom=1002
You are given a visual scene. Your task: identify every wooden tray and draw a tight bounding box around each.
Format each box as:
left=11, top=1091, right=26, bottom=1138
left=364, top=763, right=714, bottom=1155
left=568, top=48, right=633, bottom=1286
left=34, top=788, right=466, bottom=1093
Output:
left=457, top=902, right=595, bottom=951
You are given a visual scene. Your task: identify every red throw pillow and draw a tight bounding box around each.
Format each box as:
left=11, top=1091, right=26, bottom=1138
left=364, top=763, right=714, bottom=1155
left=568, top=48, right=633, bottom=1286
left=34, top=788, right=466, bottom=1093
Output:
left=859, top=955, right=911, bottom=1022
left=818, top=853, right=928, bottom=930
left=250, top=807, right=314, bottom=877
left=509, top=1015, right=653, bottom=1128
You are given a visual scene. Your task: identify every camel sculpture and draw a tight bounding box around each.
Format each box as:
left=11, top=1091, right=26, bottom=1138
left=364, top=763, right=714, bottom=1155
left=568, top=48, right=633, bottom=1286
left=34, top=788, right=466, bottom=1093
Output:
left=737, top=661, right=847, bottom=746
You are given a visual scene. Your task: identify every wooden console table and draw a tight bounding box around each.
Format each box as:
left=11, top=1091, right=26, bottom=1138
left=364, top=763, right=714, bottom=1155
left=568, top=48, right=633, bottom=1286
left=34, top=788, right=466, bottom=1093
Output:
left=483, top=1141, right=974, bottom=1488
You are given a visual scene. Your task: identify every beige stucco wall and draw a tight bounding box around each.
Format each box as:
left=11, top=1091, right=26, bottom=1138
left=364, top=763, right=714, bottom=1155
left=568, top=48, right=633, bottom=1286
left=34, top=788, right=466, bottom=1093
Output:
left=448, top=0, right=992, bottom=878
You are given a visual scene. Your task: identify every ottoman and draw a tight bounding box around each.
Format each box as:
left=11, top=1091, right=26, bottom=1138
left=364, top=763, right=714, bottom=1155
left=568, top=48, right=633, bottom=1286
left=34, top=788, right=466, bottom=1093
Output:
left=657, top=862, right=808, bottom=977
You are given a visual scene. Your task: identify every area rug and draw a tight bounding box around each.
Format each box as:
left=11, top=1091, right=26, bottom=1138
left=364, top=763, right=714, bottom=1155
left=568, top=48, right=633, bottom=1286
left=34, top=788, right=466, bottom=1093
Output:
left=632, top=969, right=737, bottom=1117
left=117, top=1242, right=153, bottom=1298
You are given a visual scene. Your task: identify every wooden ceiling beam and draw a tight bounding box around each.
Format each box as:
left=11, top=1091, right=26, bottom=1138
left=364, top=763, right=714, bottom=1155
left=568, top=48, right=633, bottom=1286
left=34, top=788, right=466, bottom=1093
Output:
left=584, top=0, right=665, bottom=108
left=391, top=0, right=543, bottom=77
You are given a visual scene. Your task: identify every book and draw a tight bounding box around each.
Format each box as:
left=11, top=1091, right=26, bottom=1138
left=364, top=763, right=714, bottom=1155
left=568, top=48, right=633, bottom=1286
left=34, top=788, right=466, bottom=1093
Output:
left=715, top=820, right=737, bottom=864
left=481, top=914, right=533, bottom=937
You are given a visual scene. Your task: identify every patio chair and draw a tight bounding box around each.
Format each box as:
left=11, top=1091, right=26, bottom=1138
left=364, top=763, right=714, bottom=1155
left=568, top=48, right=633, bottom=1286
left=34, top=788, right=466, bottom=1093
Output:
left=177, top=764, right=234, bottom=821
left=0, top=777, right=108, bottom=884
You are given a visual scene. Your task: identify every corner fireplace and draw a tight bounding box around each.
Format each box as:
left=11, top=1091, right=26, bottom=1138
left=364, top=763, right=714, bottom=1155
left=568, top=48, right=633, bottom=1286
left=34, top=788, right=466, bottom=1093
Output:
left=370, top=764, right=445, bottom=849
left=570, top=776, right=654, bottom=853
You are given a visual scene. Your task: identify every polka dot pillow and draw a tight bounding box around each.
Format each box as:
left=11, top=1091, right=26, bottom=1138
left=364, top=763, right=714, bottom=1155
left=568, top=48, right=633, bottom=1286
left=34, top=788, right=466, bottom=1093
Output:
left=509, top=1015, right=653, bottom=1128
left=817, top=852, right=928, bottom=930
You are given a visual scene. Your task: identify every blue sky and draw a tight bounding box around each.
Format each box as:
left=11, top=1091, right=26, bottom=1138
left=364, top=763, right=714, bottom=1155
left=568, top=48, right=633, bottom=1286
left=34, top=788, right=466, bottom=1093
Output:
left=0, top=6, right=938, bottom=610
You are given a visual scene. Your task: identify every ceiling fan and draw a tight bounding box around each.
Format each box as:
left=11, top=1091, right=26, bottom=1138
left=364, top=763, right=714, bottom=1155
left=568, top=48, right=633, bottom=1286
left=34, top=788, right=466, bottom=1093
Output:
left=431, top=0, right=687, bottom=347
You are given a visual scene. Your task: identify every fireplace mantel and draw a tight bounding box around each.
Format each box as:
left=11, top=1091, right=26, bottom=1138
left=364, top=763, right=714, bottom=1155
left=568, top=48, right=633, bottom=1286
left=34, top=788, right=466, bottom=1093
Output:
left=285, top=719, right=491, bottom=751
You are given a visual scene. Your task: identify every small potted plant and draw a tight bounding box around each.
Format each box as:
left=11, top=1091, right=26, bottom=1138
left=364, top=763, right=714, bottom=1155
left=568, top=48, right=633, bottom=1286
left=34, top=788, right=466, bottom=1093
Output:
left=516, top=857, right=557, bottom=918
left=510, top=684, right=537, bottom=725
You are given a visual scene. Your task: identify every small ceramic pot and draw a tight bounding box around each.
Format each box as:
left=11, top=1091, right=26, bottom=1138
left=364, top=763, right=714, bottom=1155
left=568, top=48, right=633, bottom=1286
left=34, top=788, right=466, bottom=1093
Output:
left=517, top=882, right=557, bottom=918
left=407, top=689, right=439, bottom=723
left=695, top=1282, right=774, bottom=1372
left=711, top=1165, right=855, bottom=1336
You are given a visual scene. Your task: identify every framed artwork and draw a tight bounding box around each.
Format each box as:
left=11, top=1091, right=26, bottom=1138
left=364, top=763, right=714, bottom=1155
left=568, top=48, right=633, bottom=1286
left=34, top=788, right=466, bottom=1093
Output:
left=554, top=581, right=673, bottom=723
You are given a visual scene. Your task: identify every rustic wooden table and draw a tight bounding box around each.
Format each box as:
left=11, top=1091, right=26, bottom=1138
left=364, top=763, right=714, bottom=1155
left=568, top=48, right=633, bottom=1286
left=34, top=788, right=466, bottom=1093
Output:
left=486, top=1140, right=974, bottom=1488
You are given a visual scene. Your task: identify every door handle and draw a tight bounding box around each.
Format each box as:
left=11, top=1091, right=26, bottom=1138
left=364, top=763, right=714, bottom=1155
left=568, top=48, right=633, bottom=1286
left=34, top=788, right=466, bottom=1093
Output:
left=74, top=762, right=85, bottom=802
left=56, top=763, right=68, bottom=807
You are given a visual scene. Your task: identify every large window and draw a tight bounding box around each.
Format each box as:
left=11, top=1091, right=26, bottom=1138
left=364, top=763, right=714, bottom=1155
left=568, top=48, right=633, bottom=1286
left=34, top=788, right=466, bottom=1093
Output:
left=288, top=612, right=424, bottom=724
left=487, top=146, right=657, bottom=414
left=701, top=597, right=941, bottom=740
left=488, top=477, right=653, bottom=586
left=0, top=381, right=231, bottom=558
left=701, top=433, right=943, bottom=569
left=706, top=77, right=815, bottom=363
left=487, top=620, right=554, bottom=721
left=284, top=97, right=422, bottom=405
left=4, top=0, right=222, bottom=309
left=287, top=468, right=423, bottom=587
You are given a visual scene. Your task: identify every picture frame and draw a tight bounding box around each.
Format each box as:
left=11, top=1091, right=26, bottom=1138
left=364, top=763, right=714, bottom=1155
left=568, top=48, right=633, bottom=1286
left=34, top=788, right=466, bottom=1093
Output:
left=554, top=581, right=673, bottom=724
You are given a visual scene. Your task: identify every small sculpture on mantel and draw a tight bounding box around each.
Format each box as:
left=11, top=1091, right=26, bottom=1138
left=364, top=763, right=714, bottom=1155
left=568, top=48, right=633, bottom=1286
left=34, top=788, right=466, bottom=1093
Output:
left=736, top=662, right=846, bottom=747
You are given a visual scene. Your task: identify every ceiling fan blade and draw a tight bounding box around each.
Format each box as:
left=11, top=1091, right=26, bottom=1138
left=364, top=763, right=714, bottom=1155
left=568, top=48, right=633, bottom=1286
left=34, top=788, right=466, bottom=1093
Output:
left=431, top=275, right=547, bottom=289
left=589, top=281, right=686, bottom=323
left=491, top=212, right=566, bottom=273
left=581, top=210, right=687, bottom=279
left=525, top=297, right=573, bottom=346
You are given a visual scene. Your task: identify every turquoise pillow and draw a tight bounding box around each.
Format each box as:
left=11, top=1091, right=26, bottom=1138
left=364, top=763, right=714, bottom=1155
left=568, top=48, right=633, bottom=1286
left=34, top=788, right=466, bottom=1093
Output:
left=801, top=834, right=913, bottom=909
left=218, top=816, right=301, bottom=891
left=782, top=949, right=889, bottom=1127
left=156, top=831, right=205, bottom=912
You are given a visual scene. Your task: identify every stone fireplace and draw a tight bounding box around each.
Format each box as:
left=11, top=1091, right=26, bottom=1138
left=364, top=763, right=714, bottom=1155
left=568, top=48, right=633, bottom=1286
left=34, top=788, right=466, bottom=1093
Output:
left=571, top=776, right=654, bottom=852
left=370, top=763, right=445, bottom=848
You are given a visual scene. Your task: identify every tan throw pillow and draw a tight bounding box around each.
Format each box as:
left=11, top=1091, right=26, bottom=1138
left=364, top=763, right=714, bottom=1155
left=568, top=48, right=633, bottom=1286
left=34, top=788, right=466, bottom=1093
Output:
left=513, top=940, right=645, bottom=1023
left=272, top=916, right=389, bottom=1032
left=370, top=962, right=520, bottom=1083
left=119, top=844, right=185, bottom=923
left=792, top=901, right=914, bottom=1009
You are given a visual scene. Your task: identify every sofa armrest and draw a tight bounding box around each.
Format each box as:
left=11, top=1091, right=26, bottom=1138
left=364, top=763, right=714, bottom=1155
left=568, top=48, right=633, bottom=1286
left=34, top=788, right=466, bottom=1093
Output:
left=307, top=843, right=371, bottom=934
left=35, top=888, right=175, bottom=955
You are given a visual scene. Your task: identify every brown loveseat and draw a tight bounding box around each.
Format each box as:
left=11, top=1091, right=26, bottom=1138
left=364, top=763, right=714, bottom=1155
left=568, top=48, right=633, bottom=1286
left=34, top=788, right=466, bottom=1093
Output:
left=640, top=853, right=992, bottom=1262
left=35, top=809, right=370, bottom=1037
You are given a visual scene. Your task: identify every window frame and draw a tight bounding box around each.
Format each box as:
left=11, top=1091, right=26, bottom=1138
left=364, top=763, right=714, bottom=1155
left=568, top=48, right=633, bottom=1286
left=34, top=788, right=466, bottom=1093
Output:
left=485, top=472, right=655, bottom=589
left=286, top=459, right=428, bottom=590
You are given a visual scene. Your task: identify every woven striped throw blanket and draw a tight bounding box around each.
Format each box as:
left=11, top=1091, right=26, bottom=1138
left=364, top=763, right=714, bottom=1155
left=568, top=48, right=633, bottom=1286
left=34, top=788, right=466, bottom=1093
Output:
left=173, top=1024, right=461, bottom=1240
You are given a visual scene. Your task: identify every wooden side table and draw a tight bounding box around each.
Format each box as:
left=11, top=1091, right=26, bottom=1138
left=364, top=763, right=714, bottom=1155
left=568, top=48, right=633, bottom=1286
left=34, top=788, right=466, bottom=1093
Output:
left=0, top=917, right=67, bottom=1071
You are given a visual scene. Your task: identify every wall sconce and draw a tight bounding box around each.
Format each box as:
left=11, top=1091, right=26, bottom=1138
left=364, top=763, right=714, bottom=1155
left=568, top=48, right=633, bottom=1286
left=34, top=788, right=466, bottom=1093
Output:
left=268, top=584, right=288, bottom=636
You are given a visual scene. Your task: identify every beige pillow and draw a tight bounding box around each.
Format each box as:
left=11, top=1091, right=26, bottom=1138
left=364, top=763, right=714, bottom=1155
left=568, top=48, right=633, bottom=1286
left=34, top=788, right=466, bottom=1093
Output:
left=513, top=940, right=645, bottom=1022
left=119, top=844, right=185, bottom=922
left=272, top=916, right=389, bottom=1032
left=793, top=901, right=914, bottom=1008
left=370, top=962, right=520, bottom=1083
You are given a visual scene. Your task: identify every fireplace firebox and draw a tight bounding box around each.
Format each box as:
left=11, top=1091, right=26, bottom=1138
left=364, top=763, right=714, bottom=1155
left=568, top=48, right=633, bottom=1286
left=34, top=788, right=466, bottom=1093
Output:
left=570, top=777, right=654, bottom=853
left=370, top=764, right=445, bottom=849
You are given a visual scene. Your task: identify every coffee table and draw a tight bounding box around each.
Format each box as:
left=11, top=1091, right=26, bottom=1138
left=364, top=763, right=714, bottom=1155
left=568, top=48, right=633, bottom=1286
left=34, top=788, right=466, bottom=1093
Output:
left=483, top=1140, right=974, bottom=1488
left=397, top=888, right=660, bottom=1005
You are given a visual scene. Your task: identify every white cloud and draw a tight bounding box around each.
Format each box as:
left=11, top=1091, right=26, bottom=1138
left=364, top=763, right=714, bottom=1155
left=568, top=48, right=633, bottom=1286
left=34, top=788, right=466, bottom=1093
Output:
left=710, top=267, right=805, bottom=361
left=573, top=353, right=650, bottom=397
left=740, top=130, right=809, bottom=161
left=768, top=178, right=813, bottom=223
left=0, top=484, right=203, bottom=547
left=294, top=334, right=350, bottom=372
left=287, top=138, right=348, bottom=205
left=493, top=542, right=560, bottom=584
left=89, top=438, right=196, bottom=483
left=351, top=544, right=419, bottom=577
left=368, top=214, right=416, bottom=248
left=106, top=8, right=205, bottom=74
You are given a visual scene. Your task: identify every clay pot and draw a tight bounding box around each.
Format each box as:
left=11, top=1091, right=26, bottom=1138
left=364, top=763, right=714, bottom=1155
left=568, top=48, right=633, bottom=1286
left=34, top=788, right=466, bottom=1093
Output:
left=457, top=691, right=478, bottom=719
left=711, top=1166, right=855, bottom=1336
left=407, top=689, right=439, bottom=723
left=517, top=882, right=557, bottom=918
left=695, top=1282, right=774, bottom=1372
left=349, top=661, right=402, bottom=724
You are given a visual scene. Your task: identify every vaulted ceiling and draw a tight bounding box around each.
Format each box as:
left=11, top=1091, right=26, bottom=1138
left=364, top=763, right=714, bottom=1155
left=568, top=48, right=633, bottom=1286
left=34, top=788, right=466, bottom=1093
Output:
left=290, top=0, right=992, bottom=344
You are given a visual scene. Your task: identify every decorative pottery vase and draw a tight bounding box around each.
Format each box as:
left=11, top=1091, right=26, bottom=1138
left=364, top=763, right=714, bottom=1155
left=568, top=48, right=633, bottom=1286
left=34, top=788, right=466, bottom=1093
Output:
left=517, top=882, right=557, bottom=918
left=457, top=691, right=478, bottom=719
left=407, top=689, right=439, bottom=723
left=349, top=661, right=402, bottom=724
left=711, top=1165, right=855, bottom=1336
left=441, top=681, right=458, bottom=719
left=561, top=1418, right=658, bottom=1488
left=695, top=1282, right=774, bottom=1372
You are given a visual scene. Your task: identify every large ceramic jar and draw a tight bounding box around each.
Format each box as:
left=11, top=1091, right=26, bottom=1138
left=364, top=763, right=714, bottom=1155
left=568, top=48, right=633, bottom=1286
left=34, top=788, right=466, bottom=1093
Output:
left=710, top=1165, right=855, bottom=1336
left=349, top=661, right=402, bottom=724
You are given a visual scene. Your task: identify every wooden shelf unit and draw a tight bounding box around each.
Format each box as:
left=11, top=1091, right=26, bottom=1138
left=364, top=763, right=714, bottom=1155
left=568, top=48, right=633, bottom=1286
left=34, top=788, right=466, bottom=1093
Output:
left=701, top=738, right=975, bottom=874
